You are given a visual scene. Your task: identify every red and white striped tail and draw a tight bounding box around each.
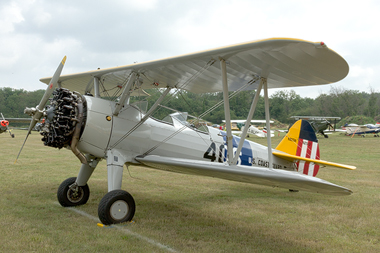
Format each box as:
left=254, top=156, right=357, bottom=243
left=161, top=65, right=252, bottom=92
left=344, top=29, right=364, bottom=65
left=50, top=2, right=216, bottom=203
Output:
left=296, top=138, right=320, bottom=177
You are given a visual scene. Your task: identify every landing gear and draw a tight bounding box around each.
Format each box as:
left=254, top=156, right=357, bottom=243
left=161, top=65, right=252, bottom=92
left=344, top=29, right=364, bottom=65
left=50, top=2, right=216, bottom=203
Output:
left=98, top=190, right=135, bottom=225
left=57, top=177, right=90, bottom=207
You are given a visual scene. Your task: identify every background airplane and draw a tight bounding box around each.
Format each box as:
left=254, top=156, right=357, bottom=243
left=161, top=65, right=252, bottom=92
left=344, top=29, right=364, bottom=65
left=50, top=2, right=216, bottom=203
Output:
left=223, top=119, right=275, bottom=137
left=1, top=113, right=32, bottom=138
left=16, top=38, right=355, bottom=225
left=0, top=113, right=13, bottom=137
left=290, top=116, right=341, bottom=138
left=344, top=124, right=380, bottom=137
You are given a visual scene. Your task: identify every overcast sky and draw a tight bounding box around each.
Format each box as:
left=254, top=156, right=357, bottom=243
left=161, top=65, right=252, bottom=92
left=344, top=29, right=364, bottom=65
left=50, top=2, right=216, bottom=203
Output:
left=1, top=0, right=379, bottom=98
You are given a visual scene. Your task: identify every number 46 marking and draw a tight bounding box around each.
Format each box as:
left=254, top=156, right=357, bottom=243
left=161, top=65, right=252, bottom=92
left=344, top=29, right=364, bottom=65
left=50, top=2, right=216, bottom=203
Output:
left=203, top=142, right=224, bottom=163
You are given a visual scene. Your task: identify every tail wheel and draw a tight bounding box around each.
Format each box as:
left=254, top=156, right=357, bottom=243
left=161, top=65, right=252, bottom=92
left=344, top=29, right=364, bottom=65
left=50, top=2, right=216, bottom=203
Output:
left=57, top=177, right=90, bottom=207
left=98, top=190, right=135, bottom=225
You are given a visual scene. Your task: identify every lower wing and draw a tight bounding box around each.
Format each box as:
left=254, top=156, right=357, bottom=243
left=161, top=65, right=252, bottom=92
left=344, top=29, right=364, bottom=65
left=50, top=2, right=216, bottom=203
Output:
left=136, top=155, right=352, bottom=195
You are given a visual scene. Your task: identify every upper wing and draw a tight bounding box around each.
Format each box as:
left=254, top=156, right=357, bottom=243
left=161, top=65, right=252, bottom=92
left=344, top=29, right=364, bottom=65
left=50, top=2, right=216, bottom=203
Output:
left=136, top=155, right=352, bottom=195
left=4, top=118, right=32, bottom=123
left=291, top=116, right=341, bottom=121
left=224, top=120, right=274, bottom=123
left=40, top=38, right=349, bottom=94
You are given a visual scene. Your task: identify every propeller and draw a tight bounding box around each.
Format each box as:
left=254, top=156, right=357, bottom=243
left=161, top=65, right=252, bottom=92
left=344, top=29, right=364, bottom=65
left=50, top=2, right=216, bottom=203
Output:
left=15, top=56, right=67, bottom=162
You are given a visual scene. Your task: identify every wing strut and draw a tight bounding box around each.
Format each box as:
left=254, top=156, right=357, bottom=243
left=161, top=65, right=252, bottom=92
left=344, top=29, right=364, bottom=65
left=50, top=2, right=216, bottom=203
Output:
left=232, top=79, right=264, bottom=164
left=94, top=77, right=100, bottom=98
left=110, top=87, right=171, bottom=149
left=263, top=78, right=273, bottom=169
left=220, top=59, right=234, bottom=164
left=113, top=72, right=136, bottom=116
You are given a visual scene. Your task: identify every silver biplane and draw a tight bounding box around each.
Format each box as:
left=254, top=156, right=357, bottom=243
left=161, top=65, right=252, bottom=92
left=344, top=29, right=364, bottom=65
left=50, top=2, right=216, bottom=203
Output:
left=17, top=38, right=355, bottom=225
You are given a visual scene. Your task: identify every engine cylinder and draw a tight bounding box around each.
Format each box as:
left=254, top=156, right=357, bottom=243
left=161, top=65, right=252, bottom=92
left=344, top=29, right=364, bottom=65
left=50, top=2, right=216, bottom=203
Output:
left=40, top=88, right=86, bottom=149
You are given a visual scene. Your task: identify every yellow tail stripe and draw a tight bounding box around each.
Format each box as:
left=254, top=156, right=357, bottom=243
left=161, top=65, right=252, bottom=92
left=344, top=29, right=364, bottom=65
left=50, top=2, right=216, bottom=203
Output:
left=275, top=120, right=302, bottom=155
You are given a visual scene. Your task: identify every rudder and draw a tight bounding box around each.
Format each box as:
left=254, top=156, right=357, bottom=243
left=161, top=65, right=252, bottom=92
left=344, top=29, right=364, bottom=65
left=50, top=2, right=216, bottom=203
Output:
left=276, top=120, right=320, bottom=177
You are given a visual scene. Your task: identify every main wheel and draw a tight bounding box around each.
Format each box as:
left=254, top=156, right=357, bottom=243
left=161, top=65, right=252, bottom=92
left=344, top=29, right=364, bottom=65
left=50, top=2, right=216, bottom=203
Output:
left=57, top=177, right=90, bottom=207
left=98, top=190, right=135, bottom=225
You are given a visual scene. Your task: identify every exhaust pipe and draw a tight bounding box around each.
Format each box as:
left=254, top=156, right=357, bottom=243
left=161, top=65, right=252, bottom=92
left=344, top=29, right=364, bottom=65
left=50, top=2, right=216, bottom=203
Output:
left=70, top=93, right=87, bottom=165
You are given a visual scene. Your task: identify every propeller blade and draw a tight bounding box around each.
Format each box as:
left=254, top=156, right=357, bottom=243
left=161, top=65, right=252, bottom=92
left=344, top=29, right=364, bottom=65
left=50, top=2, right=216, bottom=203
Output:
left=37, top=56, right=67, bottom=111
left=15, top=56, right=67, bottom=163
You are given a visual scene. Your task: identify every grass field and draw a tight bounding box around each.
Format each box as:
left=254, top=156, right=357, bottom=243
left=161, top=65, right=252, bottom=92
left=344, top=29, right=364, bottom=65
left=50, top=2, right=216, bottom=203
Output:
left=1, top=129, right=379, bottom=252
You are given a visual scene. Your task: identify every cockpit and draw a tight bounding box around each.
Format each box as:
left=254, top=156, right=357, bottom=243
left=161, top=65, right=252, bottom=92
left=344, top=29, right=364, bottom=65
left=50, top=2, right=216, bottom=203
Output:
left=162, top=112, right=209, bottom=133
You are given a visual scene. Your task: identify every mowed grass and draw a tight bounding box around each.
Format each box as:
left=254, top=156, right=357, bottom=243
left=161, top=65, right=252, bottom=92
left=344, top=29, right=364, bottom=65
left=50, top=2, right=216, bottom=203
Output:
left=1, top=129, right=380, bottom=252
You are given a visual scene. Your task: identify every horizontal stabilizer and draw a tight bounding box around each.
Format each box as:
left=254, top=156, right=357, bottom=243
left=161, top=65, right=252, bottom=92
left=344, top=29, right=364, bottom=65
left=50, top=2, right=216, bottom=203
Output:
left=273, top=151, right=356, bottom=170
left=136, top=155, right=353, bottom=195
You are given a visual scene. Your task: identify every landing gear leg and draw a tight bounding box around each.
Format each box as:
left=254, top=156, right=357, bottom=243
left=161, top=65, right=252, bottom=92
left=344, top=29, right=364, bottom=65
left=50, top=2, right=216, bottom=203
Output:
left=97, top=149, right=136, bottom=225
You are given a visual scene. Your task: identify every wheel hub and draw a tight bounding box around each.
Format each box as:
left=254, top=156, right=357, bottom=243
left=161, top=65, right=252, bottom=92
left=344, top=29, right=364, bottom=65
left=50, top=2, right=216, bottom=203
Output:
left=110, top=200, right=129, bottom=220
left=67, top=187, right=84, bottom=203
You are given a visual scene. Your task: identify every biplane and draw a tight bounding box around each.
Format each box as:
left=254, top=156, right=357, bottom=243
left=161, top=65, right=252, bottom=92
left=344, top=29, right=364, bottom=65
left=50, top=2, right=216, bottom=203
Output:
left=290, top=116, right=341, bottom=138
left=1, top=113, right=32, bottom=138
left=17, top=38, right=355, bottom=225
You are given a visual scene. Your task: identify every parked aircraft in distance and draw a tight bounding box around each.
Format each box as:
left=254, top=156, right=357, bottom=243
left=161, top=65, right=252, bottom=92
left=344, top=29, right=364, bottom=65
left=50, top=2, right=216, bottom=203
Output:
left=222, top=119, right=274, bottom=137
left=344, top=124, right=380, bottom=137
left=1, top=113, right=32, bottom=138
left=290, top=116, right=341, bottom=138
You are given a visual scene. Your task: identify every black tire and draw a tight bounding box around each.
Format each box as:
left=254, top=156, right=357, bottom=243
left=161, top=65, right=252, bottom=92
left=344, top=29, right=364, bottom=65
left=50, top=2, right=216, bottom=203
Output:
left=57, top=177, right=90, bottom=207
left=98, top=190, right=135, bottom=225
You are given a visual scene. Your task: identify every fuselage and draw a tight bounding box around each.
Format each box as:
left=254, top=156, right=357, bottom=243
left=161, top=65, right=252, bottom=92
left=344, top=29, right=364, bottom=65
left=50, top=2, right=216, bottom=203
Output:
left=76, top=96, right=293, bottom=171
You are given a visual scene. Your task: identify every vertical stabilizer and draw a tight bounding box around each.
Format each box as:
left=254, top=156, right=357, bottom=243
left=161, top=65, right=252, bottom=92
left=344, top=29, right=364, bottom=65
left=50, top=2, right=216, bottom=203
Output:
left=276, top=120, right=320, bottom=176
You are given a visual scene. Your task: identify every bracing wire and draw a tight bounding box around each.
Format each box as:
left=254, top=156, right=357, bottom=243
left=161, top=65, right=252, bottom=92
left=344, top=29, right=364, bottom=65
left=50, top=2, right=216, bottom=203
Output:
left=142, top=77, right=259, bottom=156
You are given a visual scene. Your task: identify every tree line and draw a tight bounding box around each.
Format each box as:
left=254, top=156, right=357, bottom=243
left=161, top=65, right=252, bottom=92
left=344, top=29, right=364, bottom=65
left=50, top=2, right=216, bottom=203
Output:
left=1, top=86, right=380, bottom=127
